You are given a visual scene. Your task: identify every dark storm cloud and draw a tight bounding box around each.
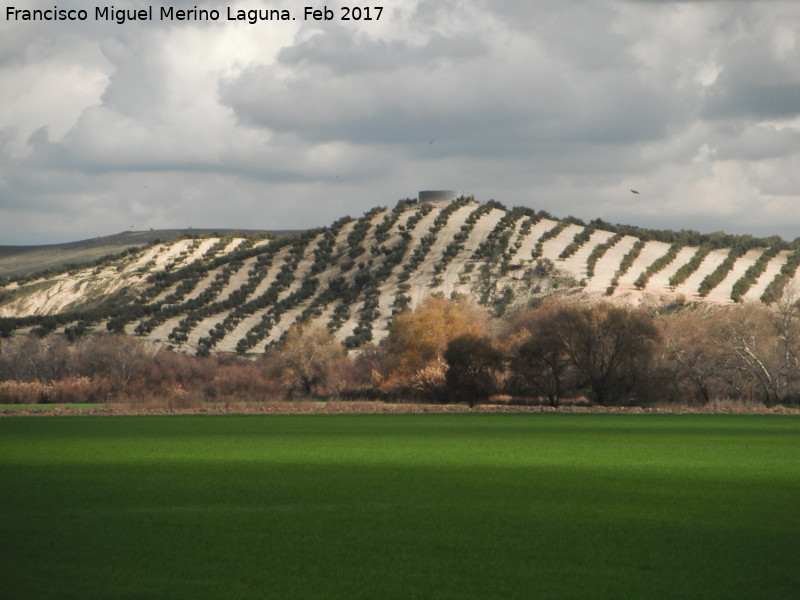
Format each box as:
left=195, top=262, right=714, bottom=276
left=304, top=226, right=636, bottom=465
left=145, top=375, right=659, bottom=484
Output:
left=705, top=82, right=800, bottom=120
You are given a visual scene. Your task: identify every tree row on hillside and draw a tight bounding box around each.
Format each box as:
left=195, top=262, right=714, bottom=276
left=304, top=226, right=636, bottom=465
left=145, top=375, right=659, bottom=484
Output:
left=606, top=241, right=644, bottom=295
left=531, top=221, right=569, bottom=260
left=730, top=243, right=784, bottom=302
left=761, top=249, right=800, bottom=304
left=634, top=243, right=681, bottom=289
left=584, top=233, right=623, bottom=280
left=558, top=226, right=593, bottom=260
left=668, top=244, right=712, bottom=287
left=697, top=246, right=749, bottom=297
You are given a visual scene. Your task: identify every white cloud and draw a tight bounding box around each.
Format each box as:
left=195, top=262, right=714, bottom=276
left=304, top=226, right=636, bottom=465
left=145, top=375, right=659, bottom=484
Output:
left=2, top=0, right=800, bottom=244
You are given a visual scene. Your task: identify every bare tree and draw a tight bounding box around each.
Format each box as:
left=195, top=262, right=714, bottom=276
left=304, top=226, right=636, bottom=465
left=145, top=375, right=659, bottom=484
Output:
left=0, top=335, right=71, bottom=382
left=774, top=283, right=800, bottom=399
left=710, top=305, right=783, bottom=405
left=661, top=311, right=722, bottom=404
left=277, top=323, right=348, bottom=397
left=74, top=335, right=156, bottom=394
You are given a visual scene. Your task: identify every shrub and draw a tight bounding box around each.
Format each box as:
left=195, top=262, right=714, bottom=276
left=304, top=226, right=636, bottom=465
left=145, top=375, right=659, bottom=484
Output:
left=444, top=334, right=505, bottom=406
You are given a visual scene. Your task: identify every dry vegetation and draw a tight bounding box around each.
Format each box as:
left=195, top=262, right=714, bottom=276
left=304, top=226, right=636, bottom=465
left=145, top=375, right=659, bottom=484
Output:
left=2, top=295, right=800, bottom=412
left=2, top=197, right=800, bottom=412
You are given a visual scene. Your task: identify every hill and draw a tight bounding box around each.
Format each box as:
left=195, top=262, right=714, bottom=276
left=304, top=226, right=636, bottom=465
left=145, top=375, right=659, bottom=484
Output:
left=0, top=228, right=302, bottom=278
left=1, top=197, right=798, bottom=355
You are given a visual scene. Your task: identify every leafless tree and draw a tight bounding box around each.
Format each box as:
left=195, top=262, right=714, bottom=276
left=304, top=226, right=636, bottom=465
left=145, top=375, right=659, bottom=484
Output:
left=277, top=323, right=348, bottom=397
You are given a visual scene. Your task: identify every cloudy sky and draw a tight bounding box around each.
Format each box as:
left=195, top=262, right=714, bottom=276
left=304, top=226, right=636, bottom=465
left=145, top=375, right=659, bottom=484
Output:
left=2, top=0, right=800, bottom=244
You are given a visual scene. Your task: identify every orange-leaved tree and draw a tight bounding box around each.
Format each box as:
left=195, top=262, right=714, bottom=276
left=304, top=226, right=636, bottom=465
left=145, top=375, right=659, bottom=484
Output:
left=382, top=296, right=488, bottom=391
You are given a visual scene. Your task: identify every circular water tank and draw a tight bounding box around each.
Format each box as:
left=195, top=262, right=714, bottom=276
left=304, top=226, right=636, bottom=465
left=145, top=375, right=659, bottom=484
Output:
left=419, top=190, right=458, bottom=203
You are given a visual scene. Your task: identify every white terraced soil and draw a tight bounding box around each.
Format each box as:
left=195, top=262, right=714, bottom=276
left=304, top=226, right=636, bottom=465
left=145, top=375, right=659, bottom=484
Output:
left=616, top=241, right=672, bottom=290
left=384, top=205, right=443, bottom=310
left=148, top=239, right=218, bottom=303
left=186, top=313, right=227, bottom=349
left=125, top=243, right=169, bottom=272
left=149, top=315, right=185, bottom=343
left=646, top=246, right=697, bottom=293
left=153, top=239, right=199, bottom=270
left=514, top=219, right=559, bottom=263
left=180, top=249, right=288, bottom=347
left=212, top=252, right=291, bottom=353
left=440, top=208, right=507, bottom=298
left=215, top=232, right=328, bottom=352
left=265, top=305, right=309, bottom=345
left=743, top=251, right=790, bottom=302
left=212, top=256, right=258, bottom=303
left=182, top=267, right=222, bottom=303
left=410, top=203, right=480, bottom=290
left=191, top=238, right=221, bottom=261
left=505, top=218, right=528, bottom=259
left=374, top=205, right=440, bottom=323
left=673, top=249, right=729, bottom=297
left=785, top=262, right=800, bottom=300
left=541, top=224, right=584, bottom=261
left=560, top=230, right=615, bottom=279
left=461, top=209, right=507, bottom=254
left=221, top=238, right=246, bottom=254
left=239, top=247, right=292, bottom=304
left=214, top=309, right=267, bottom=354
left=5, top=199, right=798, bottom=356
left=705, top=248, right=765, bottom=303
left=585, top=235, right=637, bottom=292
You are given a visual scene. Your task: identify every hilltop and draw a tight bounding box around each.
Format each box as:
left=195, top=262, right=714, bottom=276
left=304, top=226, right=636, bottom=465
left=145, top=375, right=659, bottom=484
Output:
left=1, top=197, right=798, bottom=355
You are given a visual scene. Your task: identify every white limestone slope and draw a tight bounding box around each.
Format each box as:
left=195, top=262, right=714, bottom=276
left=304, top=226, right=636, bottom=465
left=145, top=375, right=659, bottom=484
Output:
left=743, top=252, right=789, bottom=302
left=616, top=241, right=671, bottom=291
left=673, top=249, right=729, bottom=298
left=646, top=246, right=696, bottom=293
left=705, top=248, right=764, bottom=303
left=585, top=236, right=638, bottom=292
left=2, top=199, right=797, bottom=355
left=560, top=230, right=615, bottom=280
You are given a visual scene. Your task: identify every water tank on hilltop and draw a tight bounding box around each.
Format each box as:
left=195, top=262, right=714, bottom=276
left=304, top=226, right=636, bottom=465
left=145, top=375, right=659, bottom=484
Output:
left=418, top=190, right=458, bottom=203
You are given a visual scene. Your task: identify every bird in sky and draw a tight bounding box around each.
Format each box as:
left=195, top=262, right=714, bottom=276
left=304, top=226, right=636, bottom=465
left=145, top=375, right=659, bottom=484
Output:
left=630, top=189, right=640, bottom=194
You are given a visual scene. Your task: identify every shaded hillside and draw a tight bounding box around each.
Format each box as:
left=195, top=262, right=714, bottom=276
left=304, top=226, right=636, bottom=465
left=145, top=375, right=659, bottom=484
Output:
left=1, top=197, right=799, bottom=355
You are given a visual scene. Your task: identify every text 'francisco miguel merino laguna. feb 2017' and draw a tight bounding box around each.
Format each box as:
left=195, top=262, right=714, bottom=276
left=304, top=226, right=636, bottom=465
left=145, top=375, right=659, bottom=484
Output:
left=5, top=5, right=385, bottom=24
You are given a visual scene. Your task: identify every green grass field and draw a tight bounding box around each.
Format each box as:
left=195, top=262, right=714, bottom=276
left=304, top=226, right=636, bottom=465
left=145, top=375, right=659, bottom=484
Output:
left=0, top=414, right=797, bottom=599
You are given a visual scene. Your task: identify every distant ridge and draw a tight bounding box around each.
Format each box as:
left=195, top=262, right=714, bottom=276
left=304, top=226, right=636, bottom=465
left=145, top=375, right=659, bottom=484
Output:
left=0, top=228, right=303, bottom=278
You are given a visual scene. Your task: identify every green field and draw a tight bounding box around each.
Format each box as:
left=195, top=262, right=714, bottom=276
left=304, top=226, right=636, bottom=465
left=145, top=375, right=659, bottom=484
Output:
left=1, top=414, right=797, bottom=599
